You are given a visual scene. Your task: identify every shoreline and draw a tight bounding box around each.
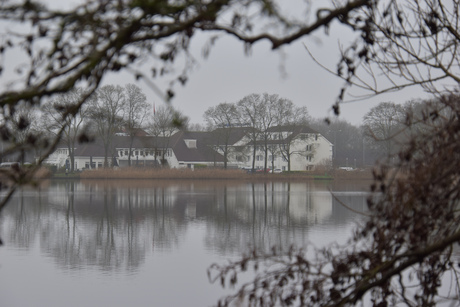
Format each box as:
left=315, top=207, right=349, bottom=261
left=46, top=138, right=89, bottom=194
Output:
left=49, top=168, right=375, bottom=181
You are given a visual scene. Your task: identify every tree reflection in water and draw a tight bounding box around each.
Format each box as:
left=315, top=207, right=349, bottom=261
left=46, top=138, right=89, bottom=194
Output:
left=0, top=179, right=368, bottom=306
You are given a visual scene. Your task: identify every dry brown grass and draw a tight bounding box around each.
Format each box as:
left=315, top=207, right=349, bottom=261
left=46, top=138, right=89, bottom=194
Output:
left=80, top=167, right=252, bottom=180
left=0, top=167, right=51, bottom=180
left=33, top=167, right=52, bottom=179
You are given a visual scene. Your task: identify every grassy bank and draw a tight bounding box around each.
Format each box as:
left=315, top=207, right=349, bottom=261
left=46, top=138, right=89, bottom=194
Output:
left=74, top=167, right=374, bottom=181
left=80, top=168, right=267, bottom=180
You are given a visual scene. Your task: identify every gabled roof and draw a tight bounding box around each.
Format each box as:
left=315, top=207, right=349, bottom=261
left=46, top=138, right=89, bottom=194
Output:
left=112, top=135, right=170, bottom=149
left=209, top=126, right=253, bottom=145
left=73, top=141, right=106, bottom=157
left=169, top=131, right=225, bottom=163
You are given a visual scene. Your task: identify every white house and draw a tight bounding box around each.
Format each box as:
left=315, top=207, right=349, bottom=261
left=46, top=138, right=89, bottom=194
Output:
left=44, top=125, right=331, bottom=172
left=221, top=125, right=333, bottom=171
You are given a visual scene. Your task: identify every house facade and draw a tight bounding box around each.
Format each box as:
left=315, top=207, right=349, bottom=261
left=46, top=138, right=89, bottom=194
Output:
left=44, top=125, right=331, bottom=172
left=44, top=135, right=175, bottom=170
left=223, top=125, right=333, bottom=171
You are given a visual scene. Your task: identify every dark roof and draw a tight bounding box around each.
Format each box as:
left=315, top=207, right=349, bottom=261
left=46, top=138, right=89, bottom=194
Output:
left=73, top=141, right=106, bottom=157
left=112, top=135, right=170, bottom=148
left=169, top=131, right=225, bottom=163
left=210, top=127, right=252, bottom=145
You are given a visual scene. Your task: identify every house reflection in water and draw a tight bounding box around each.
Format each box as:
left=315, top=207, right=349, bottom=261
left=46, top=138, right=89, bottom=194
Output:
left=1, top=180, right=368, bottom=273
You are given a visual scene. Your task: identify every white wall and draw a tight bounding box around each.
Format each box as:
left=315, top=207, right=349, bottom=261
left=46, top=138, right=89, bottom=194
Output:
left=232, top=133, right=332, bottom=171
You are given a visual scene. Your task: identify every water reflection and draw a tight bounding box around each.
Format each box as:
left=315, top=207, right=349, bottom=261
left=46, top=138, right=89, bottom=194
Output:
left=0, top=180, right=368, bottom=274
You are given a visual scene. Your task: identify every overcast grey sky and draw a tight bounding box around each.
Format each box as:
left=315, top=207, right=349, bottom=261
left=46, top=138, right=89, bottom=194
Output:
left=104, top=23, right=430, bottom=127
left=2, top=0, right=433, bottom=127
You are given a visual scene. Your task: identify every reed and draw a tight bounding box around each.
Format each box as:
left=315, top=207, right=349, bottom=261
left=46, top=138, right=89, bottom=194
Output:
left=33, top=167, right=52, bottom=179
left=80, top=168, right=252, bottom=180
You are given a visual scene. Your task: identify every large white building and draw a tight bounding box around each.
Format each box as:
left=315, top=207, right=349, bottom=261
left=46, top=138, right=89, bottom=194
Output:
left=44, top=125, right=332, bottom=172
left=221, top=125, right=333, bottom=171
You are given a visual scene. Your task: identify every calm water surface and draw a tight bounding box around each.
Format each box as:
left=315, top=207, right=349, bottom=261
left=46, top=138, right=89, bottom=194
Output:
left=0, top=179, right=369, bottom=307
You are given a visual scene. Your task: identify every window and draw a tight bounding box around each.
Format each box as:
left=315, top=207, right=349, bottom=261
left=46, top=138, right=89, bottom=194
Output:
left=256, top=155, right=263, bottom=161
left=125, top=150, right=128, bottom=156
left=135, top=150, right=139, bottom=156
left=184, top=139, right=197, bottom=148
left=140, top=150, right=144, bottom=156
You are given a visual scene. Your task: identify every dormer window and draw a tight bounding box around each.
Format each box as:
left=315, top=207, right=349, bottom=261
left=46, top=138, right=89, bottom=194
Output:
left=184, top=139, right=197, bottom=148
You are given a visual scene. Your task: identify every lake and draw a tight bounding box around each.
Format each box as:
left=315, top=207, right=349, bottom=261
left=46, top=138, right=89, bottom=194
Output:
left=0, top=179, right=370, bottom=307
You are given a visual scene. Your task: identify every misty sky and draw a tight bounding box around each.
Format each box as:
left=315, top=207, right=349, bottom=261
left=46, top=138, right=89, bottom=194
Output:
left=105, top=22, right=430, bottom=127
left=2, top=1, right=433, bottom=127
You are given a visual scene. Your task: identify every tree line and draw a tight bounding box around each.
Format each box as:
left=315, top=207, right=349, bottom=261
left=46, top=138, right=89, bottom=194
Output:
left=12, top=84, right=431, bottom=173
left=203, top=93, right=444, bottom=171
left=16, top=84, right=186, bottom=171
left=10, top=83, right=442, bottom=174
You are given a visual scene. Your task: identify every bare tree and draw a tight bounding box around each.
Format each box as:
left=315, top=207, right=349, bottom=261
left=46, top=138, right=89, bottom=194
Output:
left=258, top=93, right=283, bottom=171
left=41, top=88, right=90, bottom=172
left=363, top=102, right=405, bottom=158
left=1, top=103, right=43, bottom=165
left=188, top=122, right=205, bottom=132
left=272, top=99, right=311, bottom=171
left=305, top=0, right=460, bottom=114
left=204, top=102, right=240, bottom=169
left=123, top=84, right=149, bottom=166
left=237, top=94, right=264, bottom=170
left=88, top=85, right=125, bottom=168
left=146, top=105, right=188, bottom=166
